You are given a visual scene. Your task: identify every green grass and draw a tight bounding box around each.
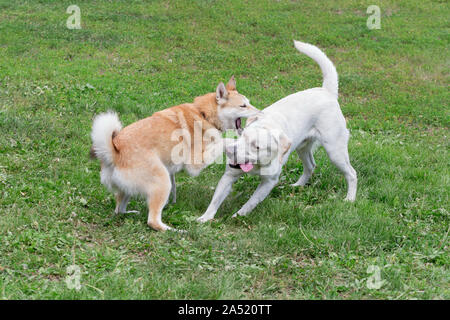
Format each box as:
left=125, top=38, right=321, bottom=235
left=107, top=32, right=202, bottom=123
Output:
left=0, top=0, right=449, bottom=299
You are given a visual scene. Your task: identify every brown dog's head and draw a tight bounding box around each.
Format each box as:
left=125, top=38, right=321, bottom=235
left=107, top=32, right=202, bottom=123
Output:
left=215, top=76, right=260, bottom=132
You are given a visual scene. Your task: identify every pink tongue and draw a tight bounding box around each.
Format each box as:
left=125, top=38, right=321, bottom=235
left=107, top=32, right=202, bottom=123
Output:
left=239, top=163, right=254, bottom=172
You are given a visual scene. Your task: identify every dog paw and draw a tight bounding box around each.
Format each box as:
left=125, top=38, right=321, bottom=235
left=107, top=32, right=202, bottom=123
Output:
left=197, top=215, right=213, bottom=223
left=232, top=211, right=247, bottom=218
left=115, top=210, right=140, bottom=215
left=291, top=174, right=313, bottom=187
left=290, top=182, right=305, bottom=187
left=291, top=179, right=310, bottom=187
left=169, top=228, right=187, bottom=233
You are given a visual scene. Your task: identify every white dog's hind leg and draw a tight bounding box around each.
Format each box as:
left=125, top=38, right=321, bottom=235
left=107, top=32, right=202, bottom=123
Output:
left=322, top=136, right=357, bottom=202
left=292, top=143, right=316, bottom=187
left=233, top=176, right=279, bottom=217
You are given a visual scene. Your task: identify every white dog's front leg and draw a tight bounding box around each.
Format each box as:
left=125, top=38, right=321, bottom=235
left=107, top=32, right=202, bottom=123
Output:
left=233, top=176, right=279, bottom=217
left=197, top=169, right=242, bottom=223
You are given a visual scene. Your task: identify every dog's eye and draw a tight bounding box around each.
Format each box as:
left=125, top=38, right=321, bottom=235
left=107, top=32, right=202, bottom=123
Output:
left=240, top=104, right=246, bottom=108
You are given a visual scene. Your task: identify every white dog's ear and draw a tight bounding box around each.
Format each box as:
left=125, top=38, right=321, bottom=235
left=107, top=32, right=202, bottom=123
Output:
left=216, top=82, right=228, bottom=104
left=225, top=75, right=236, bottom=91
left=277, top=132, right=291, bottom=163
left=246, top=115, right=258, bottom=126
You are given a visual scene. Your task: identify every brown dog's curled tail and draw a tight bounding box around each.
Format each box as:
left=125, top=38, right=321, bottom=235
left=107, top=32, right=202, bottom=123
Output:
left=90, top=111, right=122, bottom=166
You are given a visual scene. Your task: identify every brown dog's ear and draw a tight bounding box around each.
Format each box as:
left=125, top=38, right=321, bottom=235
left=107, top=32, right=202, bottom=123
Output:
left=216, top=82, right=228, bottom=102
left=226, top=75, right=236, bottom=91
left=277, top=132, right=291, bottom=164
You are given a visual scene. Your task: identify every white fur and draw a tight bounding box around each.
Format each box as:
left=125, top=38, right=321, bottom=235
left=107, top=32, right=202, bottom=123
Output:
left=293, top=40, right=338, bottom=98
left=198, top=40, right=357, bottom=223
left=91, top=112, right=141, bottom=201
left=91, top=111, right=122, bottom=166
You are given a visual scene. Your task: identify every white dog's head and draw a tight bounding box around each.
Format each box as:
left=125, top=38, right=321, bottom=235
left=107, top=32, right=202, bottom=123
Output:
left=225, top=120, right=291, bottom=174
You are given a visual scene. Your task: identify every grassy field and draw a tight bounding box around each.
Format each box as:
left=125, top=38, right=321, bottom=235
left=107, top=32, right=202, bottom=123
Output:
left=0, top=0, right=448, bottom=299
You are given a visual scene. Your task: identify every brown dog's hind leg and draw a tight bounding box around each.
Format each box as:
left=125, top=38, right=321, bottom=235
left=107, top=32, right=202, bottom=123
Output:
left=170, top=173, right=176, bottom=204
left=114, top=191, right=138, bottom=214
left=114, top=192, right=125, bottom=214
left=146, top=165, right=172, bottom=231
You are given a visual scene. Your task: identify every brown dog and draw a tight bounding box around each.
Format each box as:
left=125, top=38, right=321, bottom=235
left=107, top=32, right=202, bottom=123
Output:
left=90, top=77, right=259, bottom=231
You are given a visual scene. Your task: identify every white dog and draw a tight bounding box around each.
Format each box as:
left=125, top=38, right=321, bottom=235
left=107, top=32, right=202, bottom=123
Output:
left=198, top=41, right=357, bottom=222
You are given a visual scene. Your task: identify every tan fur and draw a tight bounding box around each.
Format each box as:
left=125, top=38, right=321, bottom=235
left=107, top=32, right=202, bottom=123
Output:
left=113, top=93, right=226, bottom=169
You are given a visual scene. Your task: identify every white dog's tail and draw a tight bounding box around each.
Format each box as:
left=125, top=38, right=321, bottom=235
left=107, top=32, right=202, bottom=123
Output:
left=293, top=40, right=338, bottom=98
left=90, top=111, right=122, bottom=166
